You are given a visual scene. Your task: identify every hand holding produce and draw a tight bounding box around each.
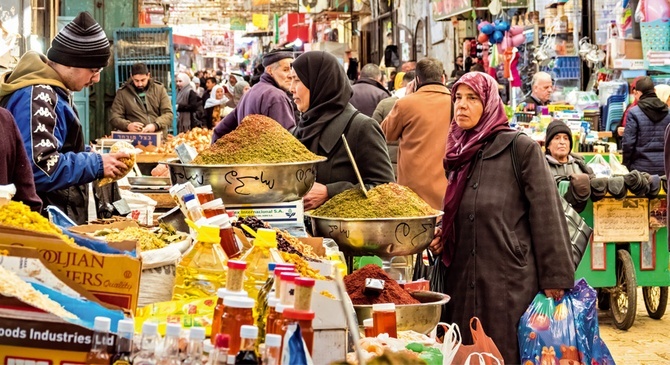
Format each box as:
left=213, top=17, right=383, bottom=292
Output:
left=99, top=141, right=136, bottom=186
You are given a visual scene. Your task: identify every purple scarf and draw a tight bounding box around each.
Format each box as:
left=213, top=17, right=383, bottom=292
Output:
left=440, top=72, right=512, bottom=266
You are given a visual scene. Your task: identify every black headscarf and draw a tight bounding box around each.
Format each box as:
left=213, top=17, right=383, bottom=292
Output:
left=635, top=76, right=669, bottom=123
left=292, top=51, right=353, bottom=151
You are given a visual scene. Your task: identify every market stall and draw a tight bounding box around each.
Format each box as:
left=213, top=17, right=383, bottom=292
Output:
left=0, top=113, right=454, bottom=363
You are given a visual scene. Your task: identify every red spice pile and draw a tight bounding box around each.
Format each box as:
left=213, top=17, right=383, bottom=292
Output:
left=344, top=264, right=420, bottom=305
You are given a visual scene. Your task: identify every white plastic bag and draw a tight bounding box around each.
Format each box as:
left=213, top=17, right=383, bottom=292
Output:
left=609, top=152, right=629, bottom=175
left=436, top=322, right=462, bottom=365
left=464, top=352, right=503, bottom=365
left=119, top=189, right=157, bottom=225
left=586, top=154, right=611, bottom=178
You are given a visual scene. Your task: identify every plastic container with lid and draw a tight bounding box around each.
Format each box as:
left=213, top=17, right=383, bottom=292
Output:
left=363, top=318, right=375, bottom=337
left=195, top=185, right=215, bottom=204
left=372, top=303, right=397, bottom=338
left=282, top=309, right=315, bottom=356
left=263, top=333, right=282, bottom=365
left=272, top=267, right=296, bottom=298
left=235, top=325, right=259, bottom=364
left=294, top=277, right=315, bottom=311
left=226, top=260, right=247, bottom=292
left=219, top=296, right=255, bottom=355
left=202, top=198, right=226, bottom=218
left=173, top=222, right=227, bottom=300
left=279, top=272, right=300, bottom=305
left=212, top=288, right=249, bottom=339
left=185, top=198, right=205, bottom=221
left=209, top=214, right=242, bottom=259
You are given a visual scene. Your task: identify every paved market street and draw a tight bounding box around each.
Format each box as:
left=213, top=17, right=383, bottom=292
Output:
left=599, top=288, right=670, bottom=364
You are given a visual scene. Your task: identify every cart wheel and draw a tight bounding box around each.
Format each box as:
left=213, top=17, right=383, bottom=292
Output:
left=609, top=249, right=637, bottom=330
left=643, top=286, right=668, bottom=320
left=597, top=289, right=610, bottom=311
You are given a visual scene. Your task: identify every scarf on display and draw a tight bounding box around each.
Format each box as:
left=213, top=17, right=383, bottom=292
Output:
left=292, top=51, right=353, bottom=152
left=440, top=72, right=512, bottom=266
left=205, top=85, right=227, bottom=109
left=637, top=91, right=669, bottom=123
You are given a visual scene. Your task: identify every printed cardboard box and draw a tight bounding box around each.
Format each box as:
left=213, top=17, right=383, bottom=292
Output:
left=0, top=226, right=142, bottom=311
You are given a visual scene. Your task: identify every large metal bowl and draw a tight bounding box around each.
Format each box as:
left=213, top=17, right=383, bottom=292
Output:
left=164, top=158, right=326, bottom=204
left=305, top=212, right=443, bottom=257
left=353, top=291, right=450, bottom=334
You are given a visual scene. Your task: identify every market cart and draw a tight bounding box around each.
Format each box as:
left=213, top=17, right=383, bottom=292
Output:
left=567, top=184, right=670, bottom=330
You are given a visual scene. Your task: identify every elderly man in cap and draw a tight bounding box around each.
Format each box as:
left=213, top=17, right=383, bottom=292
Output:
left=0, top=11, right=130, bottom=223
left=544, top=120, right=594, bottom=212
left=212, top=49, right=295, bottom=142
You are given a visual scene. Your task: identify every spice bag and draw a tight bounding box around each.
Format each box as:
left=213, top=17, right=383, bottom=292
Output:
left=451, top=317, right=504, bottom=365
left=138, top=236, right=192, bottom=307
left=518, top=279, right=615, bottom=365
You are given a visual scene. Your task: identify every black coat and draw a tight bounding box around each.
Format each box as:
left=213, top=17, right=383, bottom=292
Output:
left=623, top=106, right=670, bottom=175
left=442, top=131, right=574, bottom=363
left=309, top=104, right=395, bottom=197
left=350, top=79, right=391, bottom=117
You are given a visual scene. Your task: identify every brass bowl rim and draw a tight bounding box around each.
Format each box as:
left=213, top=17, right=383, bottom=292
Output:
left=160, top=157, right=327, bottom=168
left=352, top=290, right=450, bottom=308
left=305, top=211, right=445, bottom=222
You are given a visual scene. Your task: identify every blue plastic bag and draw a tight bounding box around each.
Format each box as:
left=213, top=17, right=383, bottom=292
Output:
left=518, top=279, right=615, bottom=365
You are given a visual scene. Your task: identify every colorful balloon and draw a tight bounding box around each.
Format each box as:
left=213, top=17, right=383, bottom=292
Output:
left=481, top=24, right=495, bottom=35
left=478, top=33, right=489, bottom=43
left=491, top=30, right=504, bottom=44
left=509, top=25, right=524, bottom=36
left=478, top=21, right=491, bottom=32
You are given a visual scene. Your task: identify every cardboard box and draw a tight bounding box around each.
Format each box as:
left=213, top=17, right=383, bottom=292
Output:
left=617, top=38, right=643, bottom=59
left=0, top=226, right=142, bottom=311
left=0, top=309, right=104, bottom=363
left=111, top=131, right=162, bottom=148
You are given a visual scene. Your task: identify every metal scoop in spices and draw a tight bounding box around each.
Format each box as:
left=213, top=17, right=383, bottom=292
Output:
left=364, top=278, right=385, bottom=296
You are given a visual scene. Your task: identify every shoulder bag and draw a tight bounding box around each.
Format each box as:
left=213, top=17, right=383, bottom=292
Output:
left=510, top=132, right=591, bottom=270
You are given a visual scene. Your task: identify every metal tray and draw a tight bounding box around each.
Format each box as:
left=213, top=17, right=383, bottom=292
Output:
left=127, top=176, right=171, bottom=187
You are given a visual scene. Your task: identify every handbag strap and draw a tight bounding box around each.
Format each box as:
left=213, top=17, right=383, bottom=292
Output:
left=510, top=131, right=525, bottom=193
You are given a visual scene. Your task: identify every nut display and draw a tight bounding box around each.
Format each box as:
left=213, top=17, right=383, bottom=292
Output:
left=155, top=127, right=213, bottom=154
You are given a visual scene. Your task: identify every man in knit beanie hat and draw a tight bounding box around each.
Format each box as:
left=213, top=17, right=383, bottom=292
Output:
left=544, top=120, right=594, bottom=212
left=0, top=12, right=130, bottom=223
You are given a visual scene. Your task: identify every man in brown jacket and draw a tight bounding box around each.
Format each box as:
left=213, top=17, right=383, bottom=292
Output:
left=381, top=57, right=451, bottom=209
left=109, top=62, right=174, bottom=136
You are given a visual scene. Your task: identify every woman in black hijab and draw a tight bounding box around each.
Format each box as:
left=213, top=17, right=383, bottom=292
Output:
left=290, top=51, right=395, bottom=209
left=622, top=76, right=670, bottom=175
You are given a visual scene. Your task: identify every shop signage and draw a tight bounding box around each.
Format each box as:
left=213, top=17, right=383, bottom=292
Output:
left=231, top=17, right=247, bottom=31
left=593, top=198, right=649, bottom=242
left=201, top=29, right=235, bottom=56
left=431, top=0, right=472, bottom=21
left=253, top=13, right=270, bottom=30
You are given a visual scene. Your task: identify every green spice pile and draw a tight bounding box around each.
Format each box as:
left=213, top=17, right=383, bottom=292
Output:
left=193, top=114, right=321, bottom=164
left=311, top=183, right=439, bottom=218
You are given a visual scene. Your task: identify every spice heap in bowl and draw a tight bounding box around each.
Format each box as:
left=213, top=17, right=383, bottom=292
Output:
left=306, top=184, right=443, bottom=257
left=165, top=115, right=327, bottom=204
left=346, top=264, right=449, bottom=334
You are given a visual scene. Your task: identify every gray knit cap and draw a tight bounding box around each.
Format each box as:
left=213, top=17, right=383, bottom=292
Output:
left=47, top=12, right=111, bottom=68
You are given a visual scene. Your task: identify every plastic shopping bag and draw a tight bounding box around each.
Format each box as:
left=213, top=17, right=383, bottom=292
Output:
left=518, top=279, right=615, bottom=365
left=609, top=152, right=629, bottom=175
left=586, top=154, right=611, bottom=178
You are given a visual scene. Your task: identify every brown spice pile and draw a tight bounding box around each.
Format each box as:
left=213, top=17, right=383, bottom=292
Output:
left=193, top=114, right=321, bottom=164
left=344, top=264, right=419, bottom=305
left=311, top=183, right=439, bottom=218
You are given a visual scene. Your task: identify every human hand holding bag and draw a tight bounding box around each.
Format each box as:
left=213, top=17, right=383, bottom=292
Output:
left=451, top=317, right=505, bottom=365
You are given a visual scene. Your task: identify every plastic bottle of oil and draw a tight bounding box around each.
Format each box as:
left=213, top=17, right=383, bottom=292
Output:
left=239, top=228, right=278, bottom=302
left=173, top=221, right=228, bottom=300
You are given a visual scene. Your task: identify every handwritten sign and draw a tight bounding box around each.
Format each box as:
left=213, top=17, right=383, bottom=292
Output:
left=111, top=131, right=162, bottom=148
left=594, top=198, right=649, bottom=242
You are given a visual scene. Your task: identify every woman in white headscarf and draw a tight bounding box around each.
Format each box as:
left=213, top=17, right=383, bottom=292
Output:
left=176, top=72, right=202, bottom=133
left=204, top=85, right=229, bottom=129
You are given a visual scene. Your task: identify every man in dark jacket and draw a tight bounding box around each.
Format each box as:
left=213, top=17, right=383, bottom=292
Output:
left=109, top=62, right=174, bottom=136
left=623, top=76, right=670, bottom=175
left=545, top=120, right=594, bottom=212
left=523, top=71, right=553, bottom=113
left=212, top=50, right=295, bottom=142
left=350, top=63, right=391, bottom=117
left=0, top=12, right=130, bottom=223
left=0, top=108, right=42, bottom=211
